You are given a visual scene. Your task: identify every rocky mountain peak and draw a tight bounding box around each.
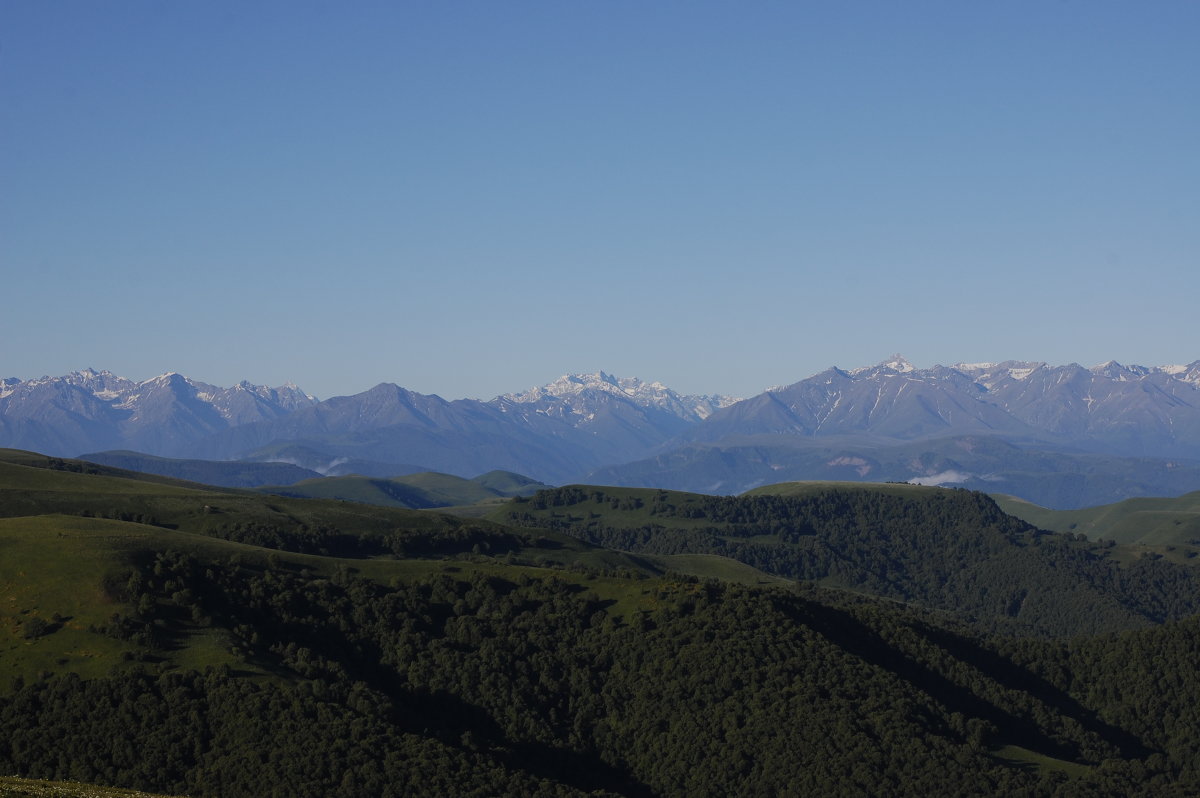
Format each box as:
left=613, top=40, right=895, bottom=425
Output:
left=498, top=372, right=738, bottom=422
left=850, top=354, right=917, bottom=377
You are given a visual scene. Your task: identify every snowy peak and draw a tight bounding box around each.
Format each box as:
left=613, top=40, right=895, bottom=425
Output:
left=848, top=357, right=1200, bottom=399
left=9, top=359, right=1200, bottom=487
left=882, top=353, right=915, bottom=373
left=503, top=371, right=666, bottom=402
left=849, top=354, right=917, bottom=378
left=498, top=372, right=738, bottom=422
left=503, top=372, right=622, bottom=401
left=277, top=381, right=318, bottom=406
left=684, top=355, right=1200, bottom=460
left=0, top=370, right=318, bottom=457
left=1163, top=361, right=1200, bottom=387
left=950, top=361, right=1047, bottom=390
left=52, top=368, right=136, bottom=399
left=1089, top=360, right=1151, bottom=381
left=949, top=359, right=1200, bottom=390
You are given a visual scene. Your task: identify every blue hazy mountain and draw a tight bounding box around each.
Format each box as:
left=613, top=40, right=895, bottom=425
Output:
left=8, top=359, right=1200, bottom=506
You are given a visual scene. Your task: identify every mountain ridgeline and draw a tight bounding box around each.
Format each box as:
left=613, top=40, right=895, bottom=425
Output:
left=8, top=357, right=1200, bottom=507
left=7, top=449, right=1200, bottom=795
left=0, top=370, right=736, bottom=487
left=77, top=449, right=326, bottom=488
left=257, top=470, right=549, bottom=511
left=592, top=357, right=1200, bottom=507
left=73, top=449, right=548, bottom=509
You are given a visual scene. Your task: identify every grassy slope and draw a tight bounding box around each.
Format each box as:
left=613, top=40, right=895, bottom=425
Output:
left=0, top=776, right=180, bottom=797
left=487, top=481, right=952, bottom=534
left=0, top=514, right=246, bottom=687
left=0, top=451, right=679, bottom=690
left=260, top=472, right=503, bottom=508
left=471, top=469, right=547, bottom=496
left=644, top=553, right=793, bottom=587
left=0, top=451, right=476, bottom=543
left=433, top=497, right=519, bottom=518
left=10, top=453, right=1200, bottom=794
left=2, top=510, right=1118, bottom=795
left=490, top=482, right=1200, bottom=637
left=0, top=450, right=217, bottom=492
left=257, top=470, right=547, bottom=511
left=988, top=745, right=1093, bottom=779
left=484, top=482, right=964, bottom=596
left=744, top=480, right=950, bottom=500
left=994, top=490, right=1200, bottom=545
left=78, top=450, right=323, bottom=488
left=0, top=511, right=702, bottom=691
left=258, top=474, right=454, bottom=508
left=0, top=451, right=657, bottom=579
left=487, top=485, right=732, bottom=530
left=0, top=453, right=799, bottom=690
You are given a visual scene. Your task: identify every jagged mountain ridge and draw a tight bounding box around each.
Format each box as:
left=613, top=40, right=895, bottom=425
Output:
left=591, top=356, right=1200, bottom=507
left=490, top=372, right=738, bottom=469
left=8, top=359, right=1200, bottom=504
left=500, top=371, right=735, bottom=422
left=195, top=374, right=738, bottom=482
left=677, top=356, right=1200, bottom=457
left=0, top=369, right=317, bottom=459
left=0, top=369, right=735, bottom=483
left=955, top=360, right=1200, bottom=455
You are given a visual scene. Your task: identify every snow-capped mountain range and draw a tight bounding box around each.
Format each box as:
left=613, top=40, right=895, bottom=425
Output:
left=0, top=368, right=737, bottom=482
left=593, top=355, right=1200, bottom=507
left=500, top=371, right=735, bottom=423
left=8, top=358, right=1200, bottom=508
left=683, top=355, right=1200, bottom=456
left=0, top=368, right=317, bottom=417
left=0, top=369, right=317, bottom=459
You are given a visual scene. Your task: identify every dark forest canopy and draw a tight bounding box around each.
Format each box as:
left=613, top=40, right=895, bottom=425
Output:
left=492, top=484, right=1200, bottom=637
left=7, top=550, right=1200, bottom=797
left=4, top=452, right=1200, bottom=796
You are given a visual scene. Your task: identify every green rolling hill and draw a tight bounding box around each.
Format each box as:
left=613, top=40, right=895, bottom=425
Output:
left=78, top=450, right=323, bottom=488
left=6, top=452, right=1200, bottom=795
left=0, top=449, right=648, bottom=571
left=257, top=469, right=547, bottom=512
left=0, top=776, right=182, bottom=797
left=994, top=490, right=1200, bottom=546
left=742, top=480, right=954, bottom=500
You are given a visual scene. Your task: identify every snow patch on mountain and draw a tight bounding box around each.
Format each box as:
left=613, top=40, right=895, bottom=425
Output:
left=0, top=370, right=317, bottom=441
left=851, top=354, right=915, bottom=376
left=498, top=372, right=738, bottom=422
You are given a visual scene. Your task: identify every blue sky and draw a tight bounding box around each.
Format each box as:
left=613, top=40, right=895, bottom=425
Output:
left=3, top=1, right=1197, bottom=400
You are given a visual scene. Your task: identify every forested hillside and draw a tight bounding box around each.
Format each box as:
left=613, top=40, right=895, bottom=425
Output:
left=6, top=542, right=1198, bottom=797
left=5, top=452, right=1200, bottom=795
left=491, top=483, right=1200, bottom=637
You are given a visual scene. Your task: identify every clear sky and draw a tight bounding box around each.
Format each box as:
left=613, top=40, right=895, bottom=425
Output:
left=3, top=1, right=1197, bottom=400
